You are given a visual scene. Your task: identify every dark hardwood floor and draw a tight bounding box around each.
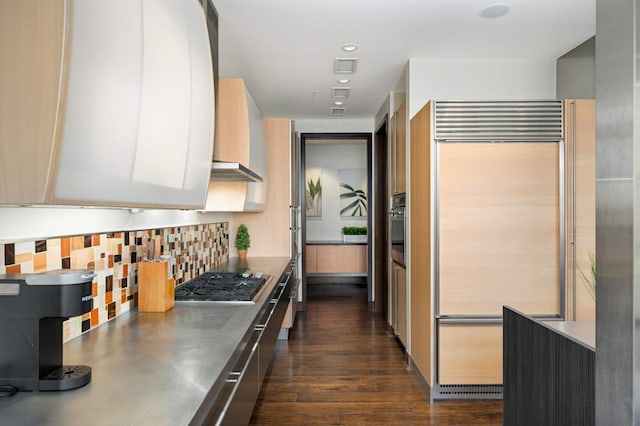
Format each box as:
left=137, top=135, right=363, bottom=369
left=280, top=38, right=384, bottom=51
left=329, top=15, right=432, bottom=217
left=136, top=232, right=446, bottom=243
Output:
left=249, top=283, right=503, bottom=425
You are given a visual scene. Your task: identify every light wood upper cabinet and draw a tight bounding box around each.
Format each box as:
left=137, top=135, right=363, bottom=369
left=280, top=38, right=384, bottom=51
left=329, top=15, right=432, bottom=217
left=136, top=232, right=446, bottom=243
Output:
left=393, top=101, right=407, bottom=194
left=214, top=79, right=252, bottom=165
left=205, top=78, right=268, bottom=212
left=0, top=0, right=215, bottom=208
left=0, top=0, right=67, bottom=205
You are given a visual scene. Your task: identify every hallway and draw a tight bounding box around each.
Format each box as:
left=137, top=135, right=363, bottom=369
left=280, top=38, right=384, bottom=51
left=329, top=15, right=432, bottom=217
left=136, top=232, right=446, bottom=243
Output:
left=249, top=284, right=503, bottom=425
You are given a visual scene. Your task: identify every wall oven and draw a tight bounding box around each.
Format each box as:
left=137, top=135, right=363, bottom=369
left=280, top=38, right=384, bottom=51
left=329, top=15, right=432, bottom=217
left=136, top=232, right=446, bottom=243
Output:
left=390, top=193, right=406, bottom=266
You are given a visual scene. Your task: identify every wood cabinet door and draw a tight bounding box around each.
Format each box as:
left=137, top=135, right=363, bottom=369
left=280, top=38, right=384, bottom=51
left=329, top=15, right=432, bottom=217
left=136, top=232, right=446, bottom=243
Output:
left=314, top=245, right=366, bottom=274
left=438, top=142, right=561, bottom=316
left=438, top=323, right=502, bottom=385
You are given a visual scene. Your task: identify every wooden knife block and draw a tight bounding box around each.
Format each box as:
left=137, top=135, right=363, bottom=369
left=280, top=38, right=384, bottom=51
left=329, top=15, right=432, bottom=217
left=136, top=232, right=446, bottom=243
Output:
left=138, top=261, right=175, bottom=313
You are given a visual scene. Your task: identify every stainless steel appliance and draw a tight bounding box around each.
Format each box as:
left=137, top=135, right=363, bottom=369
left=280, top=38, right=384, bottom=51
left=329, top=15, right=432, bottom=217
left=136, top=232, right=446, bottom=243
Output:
left=0, top=270, right=95, bottom=392
left=390, top=193, right=406, bottom=266
left=174, top=272, right=268, bottom=304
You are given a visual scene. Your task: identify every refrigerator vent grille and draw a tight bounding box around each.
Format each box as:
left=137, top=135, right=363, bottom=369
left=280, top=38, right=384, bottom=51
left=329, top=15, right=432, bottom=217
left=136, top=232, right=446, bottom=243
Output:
left=433, top=384, right=503, bottom=400
left=434, top=100, right=563, bottom=141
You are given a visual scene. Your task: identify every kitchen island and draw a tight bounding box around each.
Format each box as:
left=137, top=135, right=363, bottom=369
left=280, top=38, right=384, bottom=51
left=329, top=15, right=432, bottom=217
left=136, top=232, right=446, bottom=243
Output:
left=0, top=257, right=290, bottom=426
left=503, top=306, right=595, bottom=426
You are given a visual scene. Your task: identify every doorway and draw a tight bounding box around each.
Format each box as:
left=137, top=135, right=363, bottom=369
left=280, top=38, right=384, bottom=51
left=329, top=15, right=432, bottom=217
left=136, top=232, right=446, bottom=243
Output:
left=300, top=131, right=387, bottom=313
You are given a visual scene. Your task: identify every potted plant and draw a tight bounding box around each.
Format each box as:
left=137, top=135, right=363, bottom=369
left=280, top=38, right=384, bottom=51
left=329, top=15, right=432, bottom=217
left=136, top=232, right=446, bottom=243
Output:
left=235, top=224, right=251, bottom=259
left=341, top=226, right=367, bottom=243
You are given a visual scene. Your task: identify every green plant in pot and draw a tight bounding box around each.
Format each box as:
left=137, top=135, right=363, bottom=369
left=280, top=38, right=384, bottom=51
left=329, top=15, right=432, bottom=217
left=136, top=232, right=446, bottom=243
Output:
left=341, top=226, right=367, bottom=243
left=235, top=224, right=251, bottom=259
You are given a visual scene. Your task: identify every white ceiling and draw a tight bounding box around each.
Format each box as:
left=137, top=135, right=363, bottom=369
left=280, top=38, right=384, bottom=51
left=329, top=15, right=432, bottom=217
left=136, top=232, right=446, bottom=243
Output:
left=213, top=0, right=595, bottom=119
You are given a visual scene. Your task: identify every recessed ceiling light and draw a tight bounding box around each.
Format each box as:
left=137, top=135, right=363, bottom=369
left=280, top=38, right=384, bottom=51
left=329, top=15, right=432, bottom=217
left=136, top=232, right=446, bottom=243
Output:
left=334, top=101, right=344, bottom=106
left=480, top=3, right=511, bottom=18
left=337, top=79, right=350, bottom=84
left=341, top=44, right=358, bottom=52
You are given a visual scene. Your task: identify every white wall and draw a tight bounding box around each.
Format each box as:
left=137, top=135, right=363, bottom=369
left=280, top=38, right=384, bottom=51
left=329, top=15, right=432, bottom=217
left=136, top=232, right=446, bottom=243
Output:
left=0, top=206, right=231, bottom=243
left=407, top=57, right=557, bottom=118
left=294, top=118, right=374, bottom=134
left=305, top=143, right=367, bottom=241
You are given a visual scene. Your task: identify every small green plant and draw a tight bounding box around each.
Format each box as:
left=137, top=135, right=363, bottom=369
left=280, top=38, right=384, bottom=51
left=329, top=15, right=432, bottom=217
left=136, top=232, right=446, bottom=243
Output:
left=341, top=226, right=367, bottom=235
left=577, top=253, right=596, bottom=301
left=235, top=224, right=251, bottom=250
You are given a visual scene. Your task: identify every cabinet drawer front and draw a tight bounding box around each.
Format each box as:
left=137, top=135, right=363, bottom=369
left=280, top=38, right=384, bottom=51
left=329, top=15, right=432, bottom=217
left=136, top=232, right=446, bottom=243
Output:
left=438, top=323, right=502, bottom=385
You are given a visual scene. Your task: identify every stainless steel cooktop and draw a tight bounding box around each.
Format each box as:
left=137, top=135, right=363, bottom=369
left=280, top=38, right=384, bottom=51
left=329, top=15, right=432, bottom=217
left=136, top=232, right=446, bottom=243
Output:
left=174, top=272, right=268, bottom=304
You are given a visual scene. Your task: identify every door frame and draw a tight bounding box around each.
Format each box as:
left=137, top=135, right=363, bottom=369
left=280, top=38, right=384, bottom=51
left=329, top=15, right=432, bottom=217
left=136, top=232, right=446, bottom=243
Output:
left=300, top=132, right=373, bottom=311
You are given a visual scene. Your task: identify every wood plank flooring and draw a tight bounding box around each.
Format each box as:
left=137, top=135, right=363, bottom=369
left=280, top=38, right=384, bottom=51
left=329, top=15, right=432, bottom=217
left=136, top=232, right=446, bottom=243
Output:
left=250, top=283, right=503, bottom=425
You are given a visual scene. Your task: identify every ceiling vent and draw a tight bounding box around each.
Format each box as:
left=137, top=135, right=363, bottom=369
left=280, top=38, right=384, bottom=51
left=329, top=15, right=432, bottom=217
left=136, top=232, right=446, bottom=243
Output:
left=334, top=58, right=358, bottom=74
left=330, top=107, right=346, bottom=116
left=331, top=87, right=351, bottom=99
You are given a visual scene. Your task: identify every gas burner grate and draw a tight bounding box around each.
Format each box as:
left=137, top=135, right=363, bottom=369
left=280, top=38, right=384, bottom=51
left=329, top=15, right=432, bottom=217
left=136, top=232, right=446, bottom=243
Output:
left=174, top=272, right=267, bottom=302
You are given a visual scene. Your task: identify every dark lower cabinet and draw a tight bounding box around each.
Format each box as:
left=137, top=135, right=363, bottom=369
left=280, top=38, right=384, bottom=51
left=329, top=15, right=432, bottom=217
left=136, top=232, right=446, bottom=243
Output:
left=503, top=306, right=595, bottom=426
left=204, top=268, right=292, bottom=426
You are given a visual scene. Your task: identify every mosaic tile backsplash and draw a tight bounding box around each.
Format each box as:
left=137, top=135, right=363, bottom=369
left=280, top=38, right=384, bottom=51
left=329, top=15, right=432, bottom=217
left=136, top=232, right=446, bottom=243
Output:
left=0, top=222, right=229, bottom=342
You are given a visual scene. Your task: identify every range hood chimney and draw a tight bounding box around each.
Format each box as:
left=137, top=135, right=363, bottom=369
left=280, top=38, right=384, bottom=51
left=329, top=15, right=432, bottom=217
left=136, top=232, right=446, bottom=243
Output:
left=210, top=161, right=263, bottom=182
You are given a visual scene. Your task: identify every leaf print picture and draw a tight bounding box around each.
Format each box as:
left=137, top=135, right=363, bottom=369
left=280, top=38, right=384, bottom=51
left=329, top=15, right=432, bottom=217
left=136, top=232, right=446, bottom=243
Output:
left=306, top=169, right=322, bottom=217
left=339, top=169, right=368, bottom=217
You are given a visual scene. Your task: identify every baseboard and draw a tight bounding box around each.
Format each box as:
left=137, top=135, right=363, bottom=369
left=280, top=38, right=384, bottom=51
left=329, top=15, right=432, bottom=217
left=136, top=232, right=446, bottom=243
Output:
left=407, top=355, right=433, bottom=402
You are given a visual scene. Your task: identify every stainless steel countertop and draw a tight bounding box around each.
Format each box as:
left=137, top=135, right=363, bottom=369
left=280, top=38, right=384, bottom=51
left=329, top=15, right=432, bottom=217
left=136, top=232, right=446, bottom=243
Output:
left=0, top=257, right=290, bottom=426
left=543, top=320, right=595, bottom=351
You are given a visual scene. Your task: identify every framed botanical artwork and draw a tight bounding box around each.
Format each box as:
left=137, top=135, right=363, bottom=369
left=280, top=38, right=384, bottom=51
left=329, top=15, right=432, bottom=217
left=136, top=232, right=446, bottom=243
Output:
left=305, top=168, right=322, bottom=217
left=339, top=169, right=367, bottom=217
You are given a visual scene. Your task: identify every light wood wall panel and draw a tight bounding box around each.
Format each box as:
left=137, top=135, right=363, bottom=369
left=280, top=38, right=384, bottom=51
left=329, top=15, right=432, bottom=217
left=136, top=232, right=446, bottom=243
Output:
left=232, top=118, right=290, bottom=256
left=438, top=324, right=503, bottom=384
left=410, top=101, right=433, bottom=385
left=564, top=100, right=596, bottom=321
left=438, top=143, right=561, bottom=316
